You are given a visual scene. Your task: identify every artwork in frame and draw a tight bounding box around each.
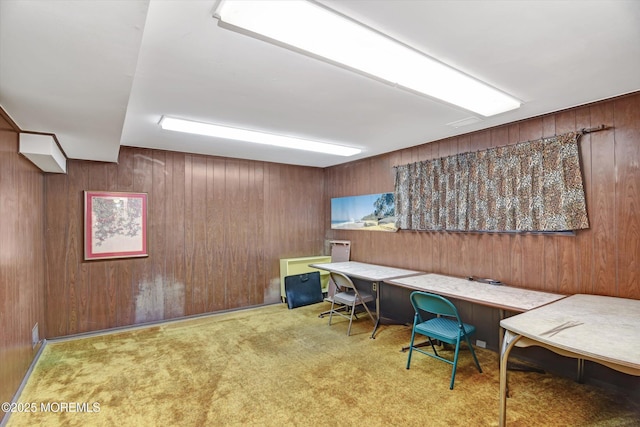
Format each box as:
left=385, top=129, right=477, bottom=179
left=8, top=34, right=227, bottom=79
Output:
left=84, top=191, right=148, bottom=260
left=331, top=192, right=397, bottom=232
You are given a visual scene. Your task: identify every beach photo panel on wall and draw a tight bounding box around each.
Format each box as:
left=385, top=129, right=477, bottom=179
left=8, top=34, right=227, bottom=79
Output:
left=331, top=192, right=397, bottom=232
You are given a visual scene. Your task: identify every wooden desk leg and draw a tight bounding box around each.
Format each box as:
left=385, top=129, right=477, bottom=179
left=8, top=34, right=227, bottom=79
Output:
left=500, top=331, right=522, bottom=427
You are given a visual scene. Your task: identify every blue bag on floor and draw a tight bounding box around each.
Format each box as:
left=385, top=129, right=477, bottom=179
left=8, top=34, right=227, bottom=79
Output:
left=284, top=272, right=323, bottom=309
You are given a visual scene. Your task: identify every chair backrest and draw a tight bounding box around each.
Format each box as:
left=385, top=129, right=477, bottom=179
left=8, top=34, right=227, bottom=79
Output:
left=327, top=241, right=351, bottom=298
left=330, top=271, right=356, bottom=291
left=410, top=291, right=462, bottom=323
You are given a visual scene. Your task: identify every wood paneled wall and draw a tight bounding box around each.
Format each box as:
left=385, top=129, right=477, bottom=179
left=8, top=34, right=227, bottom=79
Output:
left=0, top=115, right=45, bottom=412
left=43, top=148, right=326, bottom=337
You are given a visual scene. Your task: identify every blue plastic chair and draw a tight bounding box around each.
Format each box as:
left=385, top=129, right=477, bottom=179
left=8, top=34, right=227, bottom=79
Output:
left=406, top=291, right=482, bottom=389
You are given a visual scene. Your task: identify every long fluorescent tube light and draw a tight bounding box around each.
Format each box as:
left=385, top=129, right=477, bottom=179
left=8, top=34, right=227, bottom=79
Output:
left=159, top=116, right=361, bottom=157
left=213, top=0, right=521, bottom=117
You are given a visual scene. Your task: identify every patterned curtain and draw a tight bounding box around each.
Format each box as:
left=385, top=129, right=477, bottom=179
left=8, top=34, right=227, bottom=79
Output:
left=395, top=132, right=589, bottom=232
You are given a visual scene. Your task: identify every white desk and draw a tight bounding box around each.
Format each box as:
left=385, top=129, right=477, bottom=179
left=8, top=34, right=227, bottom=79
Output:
left=311, top=261, right=422, bottom=283
left=499, top=294, right=640, bottom=426
left=386, top=273, right=566, bottom=348
left=386, top=274, right=566, bottom=313
left=310, top=261, right=423, bottom=338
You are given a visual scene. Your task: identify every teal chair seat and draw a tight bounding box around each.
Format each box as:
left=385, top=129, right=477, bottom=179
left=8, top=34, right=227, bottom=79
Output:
left=406, top=291, right=482, bottom=389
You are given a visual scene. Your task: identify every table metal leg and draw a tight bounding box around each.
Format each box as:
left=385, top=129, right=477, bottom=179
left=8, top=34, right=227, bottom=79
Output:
left=370, top=281, right=380, bottom=339
left=371, top=318, right=380, bottom=339
left=499, top=310, right=545, bottom=373
left=499, top=309, right=505, bottom=347
left=500, top=331, right=522, bottom=427
left=577, top=358, right=585, bottom=383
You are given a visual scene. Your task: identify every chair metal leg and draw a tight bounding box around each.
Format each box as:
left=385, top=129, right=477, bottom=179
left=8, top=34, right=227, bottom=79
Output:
left=329, top=294, right=376, bottom=336
left=318, top=300, right=348, bottom=318
left=406, top=333, right=416, bottom=369
left=464, top=334, right=483, bottom=373
left=406, top=315, right=418, bottom=369
left=328, top=300, right=336, bottom=326
left=347, top=303, right=356, bottom=336
left=428, top=337, right=439, bottom=357
left=450, top=337, right=462, bottom=390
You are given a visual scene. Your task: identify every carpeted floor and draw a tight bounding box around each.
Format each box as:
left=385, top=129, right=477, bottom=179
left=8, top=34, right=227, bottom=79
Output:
left=5, top=303, right=640, bottom=426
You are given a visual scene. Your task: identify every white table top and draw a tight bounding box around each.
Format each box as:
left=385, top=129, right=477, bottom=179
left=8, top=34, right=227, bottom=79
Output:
left=500, top=294, right=640, bottom=374
left=310, top=261, right=422, bottom=282
left=386, top=274, right=566, bottom=313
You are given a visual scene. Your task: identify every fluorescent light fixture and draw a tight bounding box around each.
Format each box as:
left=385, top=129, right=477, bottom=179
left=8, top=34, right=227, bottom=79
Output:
left=213, top=0, right=521, bottom=117
left=159, top=116, right=361, bottom=157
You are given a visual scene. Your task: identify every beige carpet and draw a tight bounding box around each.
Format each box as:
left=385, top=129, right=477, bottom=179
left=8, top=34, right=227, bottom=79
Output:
left=5, top=303, right=640, bottom=427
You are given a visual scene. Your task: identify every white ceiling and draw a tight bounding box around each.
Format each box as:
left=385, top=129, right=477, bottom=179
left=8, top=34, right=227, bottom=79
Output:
left=1, top=0, right=639, bottom=168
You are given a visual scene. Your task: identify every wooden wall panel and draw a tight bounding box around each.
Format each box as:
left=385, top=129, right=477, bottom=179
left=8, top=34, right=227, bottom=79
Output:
left=87, top=163, right=109, bottom=331
left=0, top=116, right=45, bottom=418
left=252, top=163, right=266, bottom=305
left=132, top=149, right=155, bottom=323
left=556, top=110, right=580, bottom=295
left=152, top=150, right=168, bottom=321
left=204, top=157, right=217, bottom=312
left=225, top=159, right=243, bottom=308
left=183, top=154, right=195, bottom=316
left=575, top=106, right=594, bottom=295
left=615, top=95, right=640, bottom=299
left=166, top=151, right=186, bottom=318
left=191, top=155, right=208, bottom=314
left=590, top=102, right=617, bottom=296
left=115, top=149, right=135, bottom=326
left=211, top=157, right=227, bottom=309
left=44, top=173, right=69, bottom=336
left=66, top=161, right=88, bottom=334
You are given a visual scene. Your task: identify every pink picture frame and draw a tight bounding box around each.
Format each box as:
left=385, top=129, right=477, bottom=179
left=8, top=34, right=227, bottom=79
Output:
left=84, top=191, right=148, bottom=260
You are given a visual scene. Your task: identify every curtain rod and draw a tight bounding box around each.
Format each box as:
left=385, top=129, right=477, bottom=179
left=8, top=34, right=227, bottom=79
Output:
left=393, top=126, right=610, bottom=169
left=580, top=124, right=608, bottom=134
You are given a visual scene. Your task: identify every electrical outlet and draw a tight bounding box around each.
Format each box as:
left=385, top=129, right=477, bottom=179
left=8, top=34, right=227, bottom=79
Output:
left=476, top=339, right=486, bottom=349
left=32, top=323, right=39, bottom=348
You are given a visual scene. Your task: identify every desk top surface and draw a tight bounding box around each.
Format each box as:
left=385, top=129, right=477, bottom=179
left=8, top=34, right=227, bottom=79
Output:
left=386, top=274, right=565, bottom=313
left=500, top=294, right=640, bottom=372
left=310, top=261, right=423, bottom=281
